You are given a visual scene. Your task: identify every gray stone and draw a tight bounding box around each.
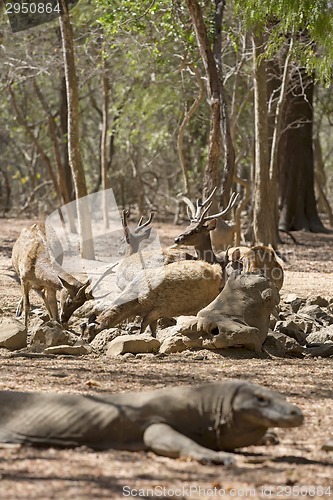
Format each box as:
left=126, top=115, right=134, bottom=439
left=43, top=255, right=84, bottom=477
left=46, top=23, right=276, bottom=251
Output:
left=263, top=332, right=304, bottom=358
left=274, top=320, right=308, bottom=345
left=306, top=326, right=333, bottom=345
left=0, top=317, right=27, bottom=350
left=121, top=353, right=136, bottom=360
left=298, top=305, right=330, bottom=321
left=90, top=328, right=121, bottom=354
left=176, top=316, right=199, bottom=334
left=30, top=321, right=78, bottom=349
left=159, top=335, right=187, bottom=354
left=106, top=334, right=160, bottom=356
left=196, top=272, right=280, bottom=351
left=156, top=326, right=180, bottom=343
left=44, top=344, right=92, bottom=355
left=283, top=294, right=304, bottom=313
left=305, top=344, right=333, bottom=358
left=306, top=295, right=329, bottom=308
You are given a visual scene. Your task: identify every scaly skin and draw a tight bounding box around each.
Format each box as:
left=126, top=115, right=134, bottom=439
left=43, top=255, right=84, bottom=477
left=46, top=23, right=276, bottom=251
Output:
left=0, top=380, right=303, bottom=465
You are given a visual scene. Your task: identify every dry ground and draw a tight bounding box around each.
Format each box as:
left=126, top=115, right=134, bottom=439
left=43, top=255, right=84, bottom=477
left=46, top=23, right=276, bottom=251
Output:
left=0, top=218, right=332, bottom=499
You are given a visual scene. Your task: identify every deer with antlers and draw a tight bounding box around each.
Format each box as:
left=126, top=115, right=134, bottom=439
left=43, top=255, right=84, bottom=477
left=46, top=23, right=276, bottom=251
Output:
left=175, top=189, right=284, bottom=291
left=174, top=188, right=239, bottom=265
left=116, top=210, right=194, bottom=291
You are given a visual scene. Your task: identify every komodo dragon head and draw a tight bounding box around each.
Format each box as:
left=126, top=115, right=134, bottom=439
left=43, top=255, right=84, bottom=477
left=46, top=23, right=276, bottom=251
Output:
left=215, top=381, right=304, bottom=451
left=231, top=382, right=304, bottom=428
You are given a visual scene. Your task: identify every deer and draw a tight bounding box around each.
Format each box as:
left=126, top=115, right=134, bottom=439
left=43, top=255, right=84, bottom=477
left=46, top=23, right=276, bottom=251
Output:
left=116, top=209, right=195, bottom=291
left=174, top=189, right=283, bottom=291
left=88, top=260, right=222, bottom=339
left=225, top=245, right=284, bottom=291
left=12, top=222, right=106, bottom=327
left=174, top=188, right=240, bottom=267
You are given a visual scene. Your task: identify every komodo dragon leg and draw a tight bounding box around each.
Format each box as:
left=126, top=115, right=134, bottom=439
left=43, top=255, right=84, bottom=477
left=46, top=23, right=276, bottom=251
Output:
left=143, top=423, right=234, bottom=465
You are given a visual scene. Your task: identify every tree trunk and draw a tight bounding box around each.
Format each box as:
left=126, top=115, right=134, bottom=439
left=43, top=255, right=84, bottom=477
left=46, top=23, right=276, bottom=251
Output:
left=252, top=32, right=278, bottom=247
left=185, top=0, right=220, bottom=209
left=279, top=69, right=326, bottom=232
left=101, top=50, right=110, bottom=229
left=59, top=0, right=95, bottom=258
left=213, top=0, right=235, bottom=207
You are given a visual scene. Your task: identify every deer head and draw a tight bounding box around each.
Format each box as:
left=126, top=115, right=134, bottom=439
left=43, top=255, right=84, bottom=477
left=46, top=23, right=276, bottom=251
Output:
left=174, top=188, right=239, bottom=247
left=59, top=263, right=118, bottom=323
left=122, top=210, right=155, bottom=254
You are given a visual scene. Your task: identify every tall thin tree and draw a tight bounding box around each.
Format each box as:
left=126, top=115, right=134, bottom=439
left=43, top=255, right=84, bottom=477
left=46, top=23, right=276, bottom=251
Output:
left=59, top=0, right=95, bottom=259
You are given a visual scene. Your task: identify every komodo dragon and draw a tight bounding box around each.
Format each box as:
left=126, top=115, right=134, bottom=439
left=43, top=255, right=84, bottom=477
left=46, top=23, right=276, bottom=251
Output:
left=0, top=380, right=303, bottom=465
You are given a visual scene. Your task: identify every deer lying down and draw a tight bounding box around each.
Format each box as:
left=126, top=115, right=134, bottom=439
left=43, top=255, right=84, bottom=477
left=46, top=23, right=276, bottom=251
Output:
left=90, top=260, right=222, bottom=338
left=12, top=223, right=93, bottom=327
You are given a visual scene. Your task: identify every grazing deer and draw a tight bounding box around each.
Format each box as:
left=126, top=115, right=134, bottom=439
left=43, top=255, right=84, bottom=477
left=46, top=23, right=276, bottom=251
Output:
left=235, top=245, right=284, bottom=291
left=116, top=210, right=194, bottom=291
left=174, top=188, right=239, bottom=265
left=90, top=260, right=222, bottom=339
left=12, top=223, right=94, bottom=327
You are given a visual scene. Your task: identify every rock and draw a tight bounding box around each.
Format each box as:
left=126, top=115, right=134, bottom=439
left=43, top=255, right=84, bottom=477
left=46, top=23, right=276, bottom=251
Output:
left=305, top=344, right=333, bottom=357
left=121, top=353, right=135, bottom=360
left=196, top=272, right=280, bottom=351
left=176, top=316, right=200, bottom=333
left=306, top=295, right=329, bottom=308
left=90, top=328, right=122, bottom=354
left=106, top=334, right=160, bottom=357
left=306, top=326, right=333, bottom=345
left=262, top=332, right=304, bottom=358
left=0, top=317, right=27, bottom=350
left=156, top=326, right=179, bottom=343
left=159, top=335, right=187, bottom=354
left=283, top=294, right=304, bottom=313
left=298, top=305, right=332, bottom=323
left=157, top=318, right=177, bottom=329
left=30, top=321, right=78, bottom=349
left=135, top=353, right=156, bottom=360
left=274, top=320, right=308, bottom=345
left=44, top=344, right=92, bottom=355
left=181, top=322, right=263, bottom=352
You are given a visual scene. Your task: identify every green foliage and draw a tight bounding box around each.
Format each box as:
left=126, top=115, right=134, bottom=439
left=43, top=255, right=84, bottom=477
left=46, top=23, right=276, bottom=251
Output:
left=235, top=0, right=333, bottom=83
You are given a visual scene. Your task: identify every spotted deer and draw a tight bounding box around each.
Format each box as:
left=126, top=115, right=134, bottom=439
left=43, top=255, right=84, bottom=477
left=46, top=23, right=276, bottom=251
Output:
left=90, top=260, right=222, bottom=338
left=174, top=190, right=283, bottom=291
left=12, top=223, right=94, bottom=326
left=174, top=188, right=239, bottom=266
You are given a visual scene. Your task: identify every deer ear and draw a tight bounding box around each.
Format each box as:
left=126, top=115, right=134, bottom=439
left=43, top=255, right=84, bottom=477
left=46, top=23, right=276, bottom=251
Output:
left=58, top=276, right=76, bottom=291
left=206, top=219, right=217, bottom=231
left=231, top=248, right=241, bottom=262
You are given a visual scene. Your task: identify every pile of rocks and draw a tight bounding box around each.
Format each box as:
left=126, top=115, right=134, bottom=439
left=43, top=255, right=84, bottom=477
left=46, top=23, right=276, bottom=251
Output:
left=0, top=293, right=332, bottom=359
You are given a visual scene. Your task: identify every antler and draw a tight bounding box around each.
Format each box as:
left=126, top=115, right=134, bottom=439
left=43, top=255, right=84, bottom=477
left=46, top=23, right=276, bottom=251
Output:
left=182, top=188, right=239, bottom=223
left=203, top=192, right=240, bottom=221
left=177, top=193, right=196, bottom=219
left=89, top=262, right=119, bottom=298
left=135, top=212, right=154, bottom=233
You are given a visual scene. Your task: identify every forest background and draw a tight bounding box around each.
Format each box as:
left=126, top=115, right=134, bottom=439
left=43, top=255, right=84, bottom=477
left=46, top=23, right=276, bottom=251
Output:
left=1, top=0, right=333, bottom=255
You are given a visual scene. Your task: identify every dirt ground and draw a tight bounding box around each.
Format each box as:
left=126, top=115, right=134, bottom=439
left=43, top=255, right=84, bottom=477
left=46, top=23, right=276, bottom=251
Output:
left=0, top=217, right=332, bottom=499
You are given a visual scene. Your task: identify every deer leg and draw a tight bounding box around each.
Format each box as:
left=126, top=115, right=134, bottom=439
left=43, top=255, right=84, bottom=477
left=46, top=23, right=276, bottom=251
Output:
left=43, top=288, right=59, bottom=322
left=140, top=312, right=158, bottom=337
left=16, top=298, right=23, bottom=318
left=21, top=282, right=30, bottom=328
